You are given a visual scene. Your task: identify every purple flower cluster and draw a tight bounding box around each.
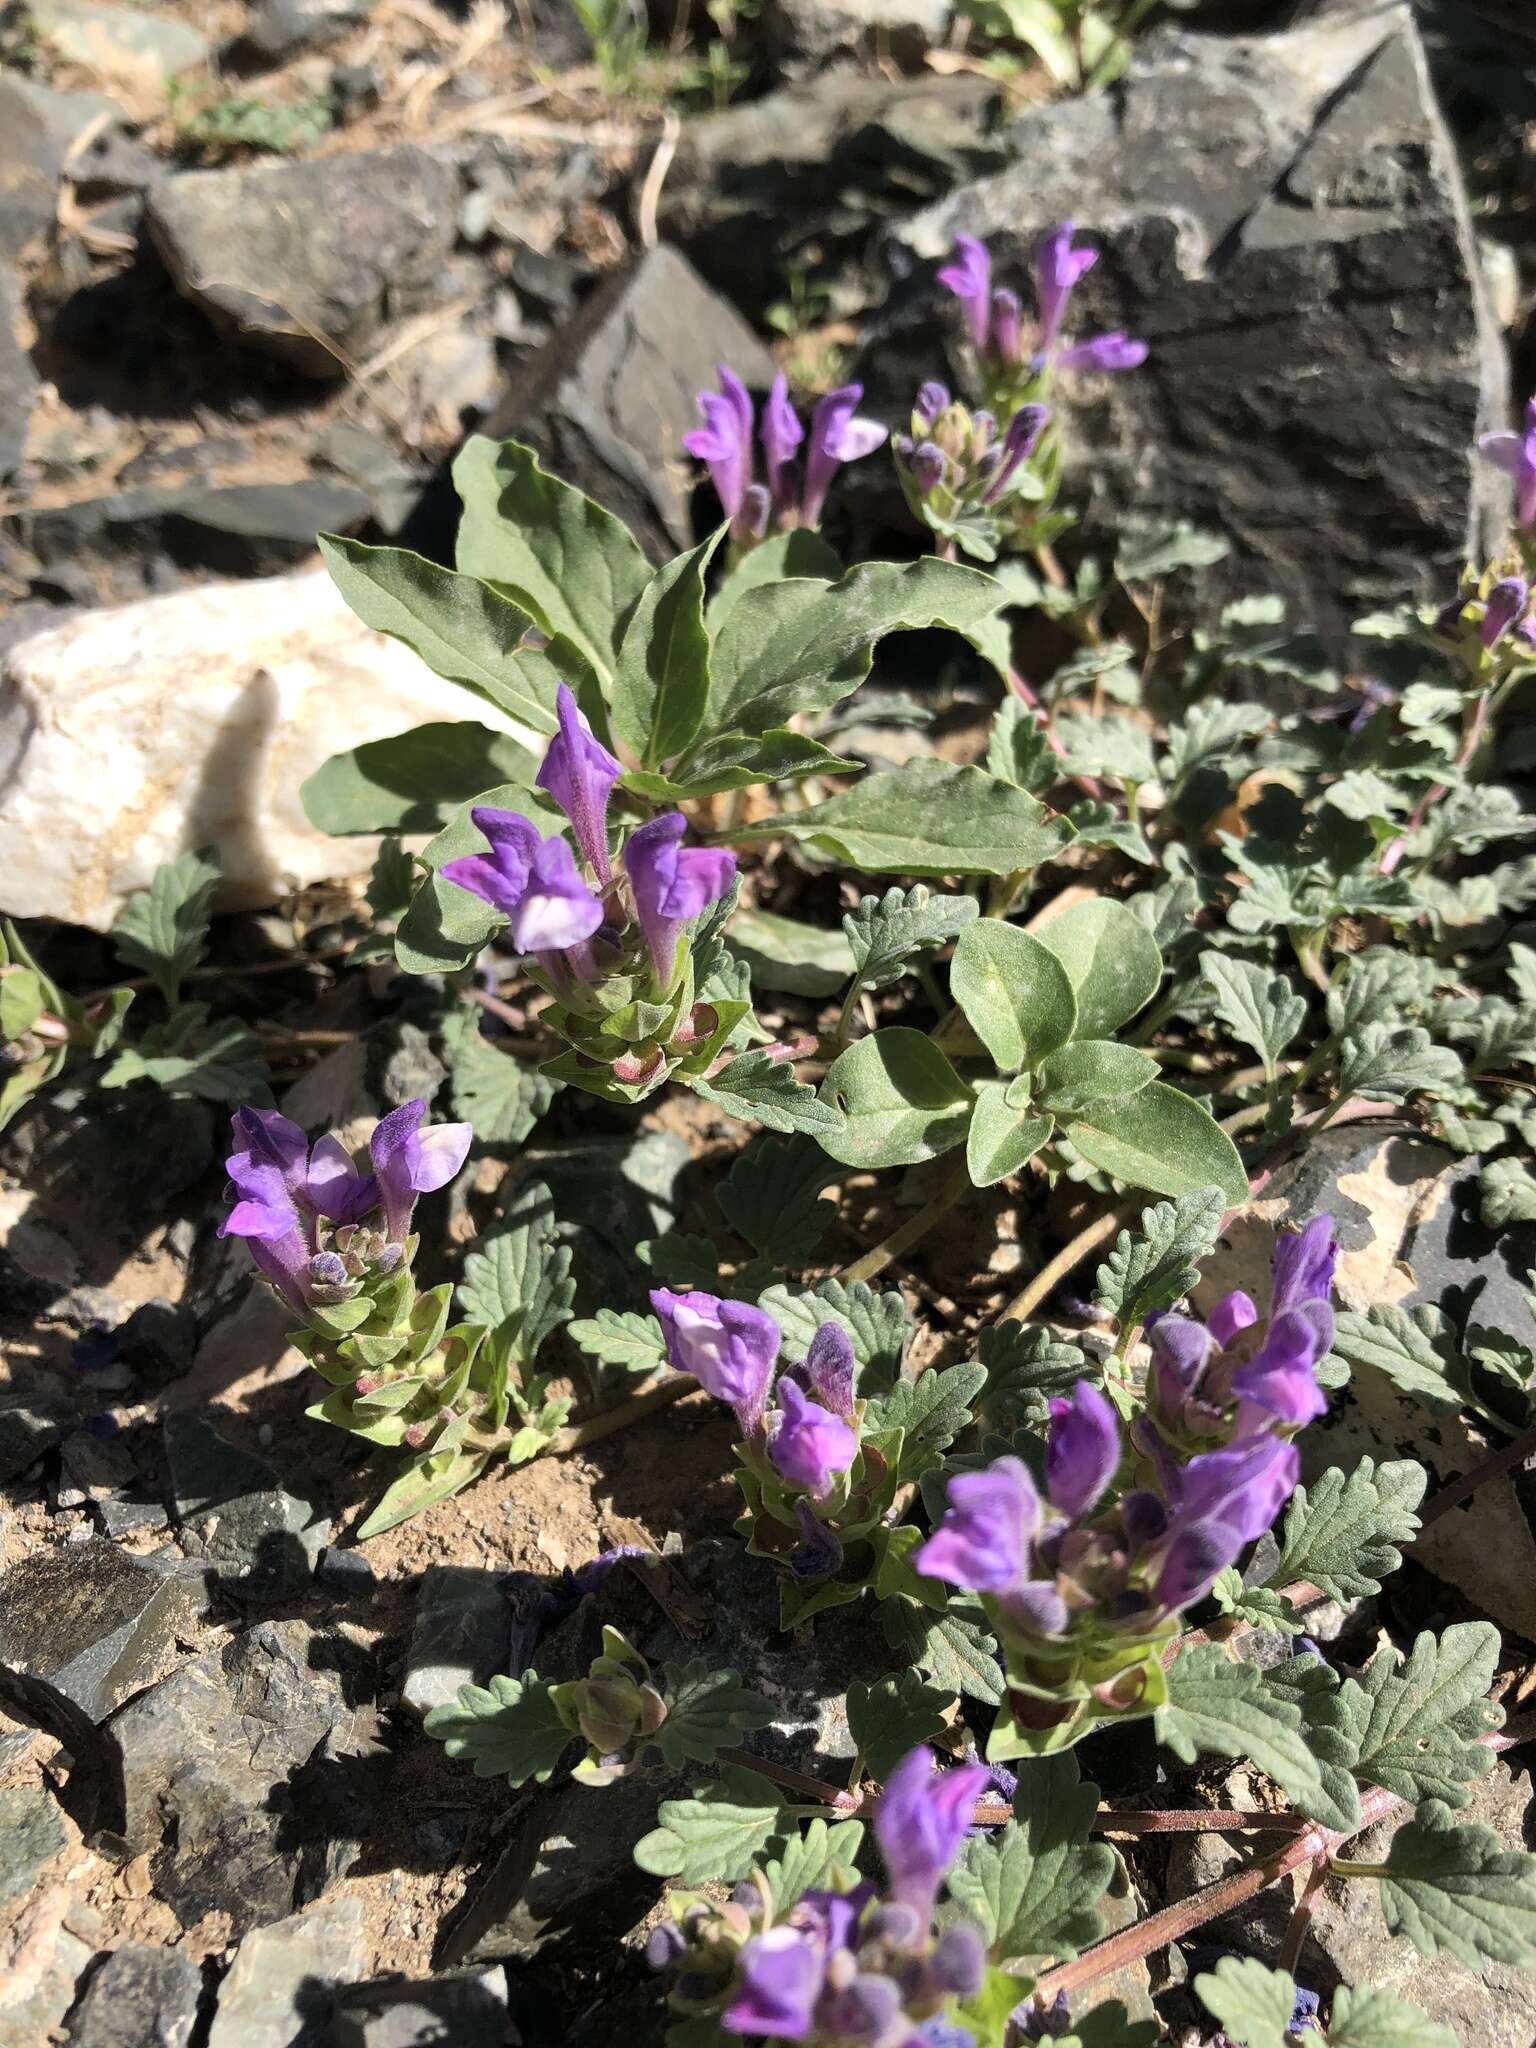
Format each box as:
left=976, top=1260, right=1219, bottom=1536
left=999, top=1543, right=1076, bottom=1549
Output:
left=917, top=1220, right=1339, bottom=1650
left=1479, top=395, right=1536, bottom=534
left=938, top=224, right=1147, bottom=377
left=1475, top=575, right=1536, bottom=654
left=684, top=368, right=886, bottom=542
left=439, top=682, right=735, bottom=1000
left=650, top=1290, right=859, bottom=1500
left=221, top=1100, right=472, bottom=1313
left=893, top=385, right=1051, bottom=526
left=655, top=1745, right=989, bottom=2045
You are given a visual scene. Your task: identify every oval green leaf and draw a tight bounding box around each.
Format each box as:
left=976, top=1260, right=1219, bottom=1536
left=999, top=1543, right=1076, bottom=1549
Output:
left=951, top=919, right=1077, bottom=1073
left=1035, top=1040, right=1159, bottom=1116
left=1062, top=1081, right=1246, bottom=1207
left=966, top=1089, right=1054, bottom=1189
left=1034, top=898, right=1163, bottom=1038
left=819, top=1028, right=973, bottom=1169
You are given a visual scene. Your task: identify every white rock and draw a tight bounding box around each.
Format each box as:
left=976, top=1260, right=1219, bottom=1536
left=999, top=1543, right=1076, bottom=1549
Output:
left=0, top=569, right=524, bottom=931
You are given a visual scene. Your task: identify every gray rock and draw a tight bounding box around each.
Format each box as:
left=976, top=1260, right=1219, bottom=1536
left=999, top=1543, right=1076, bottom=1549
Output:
left=112, top=1618, right=386, bottom=1936
left=0, top=1926, right=91, bottom=2048
left=332, top=1969, right=510, bottom=2048
left=0, top=280, right=36, bottom=480
left=206, top=1897, right=368, bottom=2048
left=483, top=244, right=776, bottom=560
left=165, top=1410, right=328, bottom=1602
left=0, top=1385, right=74, bottom=1482
left=68, top=1942, right=203, bottom=2048
left=402, top=1567, right=510, bottom=1719
left=875, top=4, right=1508, bottom=644
left=146, top=146, right=458, bottom=377
left=97, top=1495, right=171, bottom=1538
left=759, top=0, right=953, bottom=76
left=0, top=1784, right=67, bottom=1903
left=0, top=1537, right=204, bottom=1722
left=657, top=71, right=1008, bottom=319
left=55, top=1428, right=136, bottom=1510
left=242, top=0, right=371, bottom=61
left=318, top=1546, right=377, bottom=1593
left=28, top=0, right=210, bottom=78
left=0, top=73, right=121, bottom=266
left=116, top=1297, right=198, bottom=1385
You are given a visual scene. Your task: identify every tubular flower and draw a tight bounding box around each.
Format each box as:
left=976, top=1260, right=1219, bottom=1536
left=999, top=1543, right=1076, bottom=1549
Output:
left=624, top=811, right=736, bottom=990
left=1034, top=220, right=1097, bottom=351
left=937, top=234, right=993, bottom=353
left=440, top=807, right=605, bottom=957
left=683, top=369, right=884, bottom=540
left=650, top=1287, right=780, bottom=1433
left=535, top=683, right=621, bottom=882
left=768, top=1378, right=858, bottom=1498
left=683, top=365, right=755, bottom=526
left=1479, top=395, right=1536, bottom=532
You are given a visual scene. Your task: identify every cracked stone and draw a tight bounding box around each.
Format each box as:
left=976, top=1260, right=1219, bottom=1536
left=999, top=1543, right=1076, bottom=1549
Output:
left=164, top=1410, right=328, bottom=1603
left=67, top=1942, right=203, bottom=2048
left=206, top=1897, right=368, bottom=2048
left=0, top=1537, right=205, bottom=1723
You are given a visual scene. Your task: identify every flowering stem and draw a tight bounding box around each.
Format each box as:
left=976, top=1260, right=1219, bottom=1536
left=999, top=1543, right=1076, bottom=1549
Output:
left=1379, top=684, right=1494, bottom=875
left=551, top=1375, right=694, bottom=1454
left=839, top=1163, right=972, bottom=1286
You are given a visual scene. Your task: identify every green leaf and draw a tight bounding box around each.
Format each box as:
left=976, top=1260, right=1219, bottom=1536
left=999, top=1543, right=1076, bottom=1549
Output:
left=626, top=729, right=860, bottom=800
left=1033, top=899, right=1163, bottom=1039
left=1337, top=1023, right=1463, bottom=1103
left=448, top=1025, right=560, bottom=1154
left=0, top=968, right=44, bottom=1041
left=1161, top=702, right=1269, bottom=787
left=708, top=529, right=841, bottom=629
left=451, top=435, right=650, bottom=682
left=818, top=1029, right=972, bottom=1169
left=1065, top=799, right=1156, bottom=867
left=1326, top=1985, right=1458, bottom=2048
left=717, top=1134, right=838, bottom=1266
left=1093, top=1185, right=1226, bottom=1327
left=654, top=1661, right=775, bottom=1767
left=110, top=846, right=221, bottom=1005
left=639, top=1231, right=721, bottom=1290
left=1200, top=951, right=1307, bottom=1083
left=1481, top=1156, right=1536, bottom=1229
left=1192, top=1956, right=1294, bottom=2048
left=611, top=528, right=724, bottom=767
left=99, top=1017, right=270, bottom=1106
left=951, top=919, right=1078, bottom=1073
left=1340, top=1624, right=1502, bottom=1809
left=1375, top=1799, right=1536, bottom=1969
left=947, top=1751, right=1115, bottom=1965
left=357, top=1447, right=491, bottom=1537
left=731, top=908, right=854, bottom=997
left=987, top=696, right=1059, bottom=795
left=456, top=1179, right=574, bottom=1365
left=1054, top=712, right=1157, bottom=787
left=880, top=1593, right=1005, bottom=1705
left=975, top=1324, right=1087, bottom=1429
left=1063, top=2002, right=1161, bottom=2048
left=847, top=1671, right=951, bottom=1778
left=1259, top=1656, right=1363, bottom=1833
left=1157, top=1644, right=1327, bottom=1819
left=567, top=1308, right=666, bottom=1374
left=742, top=761, right=1073, bottom=877
left=966, top=1091, right=1053, bottom=1188
left=633, top=1767, right=785, bottom=1884
left=422, top=1671, right=572, bottom=1783
left=319, top=537, right=579, bottom=737
left=1114, top=521, right=1230, bottom=582
left=760, top=1818, right=865, bottom=1915
left=707, top=558, right=1006, bottom=734
left=1330, top=1307, right=1467, bottom=1411
left=1210, top=1570, right=1304, bottom=1637
left=1063, top=1083, right=1247, bottom=1206
left=1269, top=1457, right=1426, bottom=1601
left=301, top=722, right=540, bottom=836
left=869, top=1362, right=987, bottom=1486
left=759, top=1278, right=908, bottom=1387
left=843, top=886, right=981, bottom=992
left=1035, top=1040, right=1158, bottom=1116
left=691, top=1049, right=845, bottom=1137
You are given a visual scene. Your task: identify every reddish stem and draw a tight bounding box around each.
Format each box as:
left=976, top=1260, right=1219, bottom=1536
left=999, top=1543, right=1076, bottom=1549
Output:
left=1417, top=1416, right=1536, bottom=1530
left=1276, top=1855, right=1330, bottom=1975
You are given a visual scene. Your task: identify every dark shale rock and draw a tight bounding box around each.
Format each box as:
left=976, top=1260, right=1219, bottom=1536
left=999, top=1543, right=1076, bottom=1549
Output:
left=0, top=1385, right=74, bottom=1483
left=656, top=70, right=1008, bottom=320
left=0, top=1538, right=204, bottom=1722
left=332, top=1969, right=512, bottom=2048
left=206, top=1898, right=368, bottom=2048
left=115, top=1297, right=199, bottom=1386
left=165, top=1410, right=328, bottom=1602
left=145, top=146, right=459, bottom=377
left=112, top=1618, right=387, bottom=1937
left=870, top=3, right=1509, bottom=645
left=0, top=1784, right=67, bottom=1903
left=240, top=0, right=372, bottom=61
left=481, top=244, right=776, bottom=560
left=401, top=1567, right=510, bottom=1719
left=0, top=275, right=37, bottom=486
left=67, top=1942, right=203, bottom=2048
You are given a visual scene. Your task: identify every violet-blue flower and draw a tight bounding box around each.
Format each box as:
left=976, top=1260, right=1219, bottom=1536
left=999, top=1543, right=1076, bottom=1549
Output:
left=1481, top=577, right=1530, bottom=650
left=440, top=807, right=605, bottom=957
left=535, top=683, right=621, bottom=883
left=1269, top=1214, right=1339, bottom=1319
left=722, top=1927, right=823, bottom=2040
left=1034, top=221, right=1097, bottom=351
left=768, top=1379, right=857, bottom=1498
left=990, top=286, right=1023, bottom=366
left=874, top=1746, right=988, bottom=1927
left=684, top=366, right=755, bottom=524
left=650, top=1287, right=780, bottom=1432
left=1045, top=1379, right=1119, bottom=1520
left=1055, top=333, right=1149, bottom=374
left=762, top=373, right=805, bottom=513
left=915, top=1455, right=1038, bottom=1594
left=1479, top=395, right=1536, bottom=532
left=369, top=1098, right=473, bottom=1244
left=220, top=1113, right=314, bottom=1311
left=982, top=402, right=1049, bottom=504
left=624, top=810, right=736, bottom=989
left=937, top=234, right=992, bottom=354
left=800, top=384, right=887, bottom=527
left=802, top=1320, right=856, bottom=1422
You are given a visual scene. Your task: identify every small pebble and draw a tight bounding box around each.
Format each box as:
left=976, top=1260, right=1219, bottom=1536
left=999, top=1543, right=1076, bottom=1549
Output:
left=257, top=1424, right=275, bottom=1448
left=318, top=1547, right=376, bottom=1592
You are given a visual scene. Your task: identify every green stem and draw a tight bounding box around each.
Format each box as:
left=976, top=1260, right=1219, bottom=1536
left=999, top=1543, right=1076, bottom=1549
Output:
left=839, top=1161, right=972, bottom=1286
left=552, top=1375, right=693, bottom=1454
left=1326, top=1857, right=1389, bottom=1880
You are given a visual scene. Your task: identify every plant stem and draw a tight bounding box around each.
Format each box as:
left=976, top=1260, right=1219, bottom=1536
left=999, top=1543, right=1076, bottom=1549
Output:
left=551, top=1375, right=694, bottom=1454
left=999, top=1201, right=1132, bottom=1324
left=839, top=1163, right=972, bottom=1287
left=1417, top=1415, right=1536, bottom=1529
left=1276, top=1855, right=1329, bottom=1974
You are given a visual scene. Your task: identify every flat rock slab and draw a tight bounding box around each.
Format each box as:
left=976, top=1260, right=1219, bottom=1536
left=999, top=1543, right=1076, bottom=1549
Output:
left=402, top=1567, right=510, bottom=1719
left=67, top=1942, right=203, bottom=2048
left=146, top=146, right=457, bottom=376
left=333, top=1969, right=510, bottom=2048
left=0, top=1784, right=67, bottom=1903
left=0, top=567, right=528, bottom=929
left=484, top=244, right=775, bottom=560
left=165, top=1411, right=328, bottom=1603
left=206, top=1897, right=367, bottom=2048
left=0, top=1538, right=204, bottom=1723
left=113, top=1618, right=386, bottom=1937
left=875, top=3, right=1508, bottom=643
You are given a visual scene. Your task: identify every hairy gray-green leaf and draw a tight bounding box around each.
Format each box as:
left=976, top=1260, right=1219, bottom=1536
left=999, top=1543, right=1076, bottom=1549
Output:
left=1115, top=521, right=1230, bottom=582
left=1192, top=1956, right=1293, bottom=2048
left=819, top=1029, right=972, bottom=1169
left=448, top=1024, right=560, bottom=1154
left=717, top=1133, right=838, bottom=1266
left=975, top=1323, right=1088, bottom=1429
left=1258, top=1656, right=1362, bottom=1831
left=566, top=1307, right=666, bottom=1375
left=1374, top=1799, right=1536, bottom=1970
left=1157, top=1644, right=1328, bottom=1820
left=847, top=1671, right=951, bottom=1778
left=654, top=1660, right=775, bottom=1767
left=881, top=1594, right=1005, bottom=1705
left=731, top=908, right=854, bottom=997
left=423, top=1671, right=572, bottom=1783
left=457, top=1179, right=574, bottom=1365
left=1326, top=1985, right=1458, bottom=2048
left=951, top=918, right=1077, bottom=1072
left=741, top=761, right=1073, bottom=877
left=1330, top=1307, right=1468, bottom=1411
left=111, top=846, right=221, bottom=1006
left=610, top=527, right=723, bottom=767
left=948, top=1750, right=1115, bottom=1966
left=760, top=1277, right=908, bottom=1388
left=1339, top=1624, right=1501, bottom=1809
left=692, top=1049, right=845, bottom=1137
left=1034, top=898, right=1163, bottom=1039
left=302, top=722, right=541, bottom=838
left=633, top=1767, right=785, bottom=1884
left=1269, top=1457, right=1426, bottom=1601
left=987, top=695, right=1059, bottom=795
left=844, top=886, right=981, bottom=992
left=867, top=1361, right=987, bottom=1483
left=966, top=1091, right=1053, bottom=1187
left=1062, top=1082, right=1247, bottom=1207
left=1054, top=713, right=1157, bottom=787
left=1337, top=1023, right=1463, bottom=1103
left=1094, top=1185, right=1227, bottom=1327
left=1035, top=1040, right=1159, bottom=1116
left=1200, top=952, right=1307, bottom=1083
left=760, top=1817, right=866, bottom=1915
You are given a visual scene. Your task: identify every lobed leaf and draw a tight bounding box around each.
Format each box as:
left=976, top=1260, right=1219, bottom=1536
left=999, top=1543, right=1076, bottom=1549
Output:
left=1094, top=1184, right=1227, bottom=1327
left=742, top=761, right=1073, bottom=877
left=110, top=846, right=221, bottom=1006
left=947, top=1750, right=1115, bottom=1965
left=1269, top=1457, right=1426, bottom=1601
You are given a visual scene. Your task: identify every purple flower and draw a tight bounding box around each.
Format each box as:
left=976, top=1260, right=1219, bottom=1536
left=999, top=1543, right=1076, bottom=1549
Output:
left=802, top=1321, right=856, bottom=1422
left=1035, top=222, right=1097, bottom=351
left=762, top=373, right=805, bottom=515
left=1479, top=396, right=1536, bottom=531
left=938, top=234, right=993, bottom=353
left=440, top=807, right=605, bottom=957
left=982, top=402, right=1049, bottom=504
left=800, top=384, right=886, bottom=527
left=1482, top=577, right=1530, bottom=650
left=535, top=684, right=621, bottom=883
left=769, top=1379, right=857, bottom=1497
left=874, top=1747, right=988, bottom=1926
left=990, top=286, right=1023, bottom=366
left=915, top=1456, right=1038, bottom=1594
left=304, top=1133, right=381, bottom=1226
left=1172, top=1436, right=1300, bottom=1549
left=1270, top=1216, right=1339, bottom=1318
left=723, top=1927, right=823, bottom=2040
left=1045, top=1380, right=1119, bottom=1520
left=624, top=810, right=736, bottom=989
left=650, top=1287, right=780, bottom=1432
left=220, top=1107, right=315, bottom=1311
left=1231, top=1306, right=1331, bottom=1430
left=1208, top=1290, right=1258, bottom=1349
left=907, top=441, right=948, bottom=495
left=369, top=1098, right=473, bottom=1243
left=1055, top=332, right=1148, bottom=374
left=684, top=365, right=755, bottom=523
left=914, top=380, right=950, bottom=429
